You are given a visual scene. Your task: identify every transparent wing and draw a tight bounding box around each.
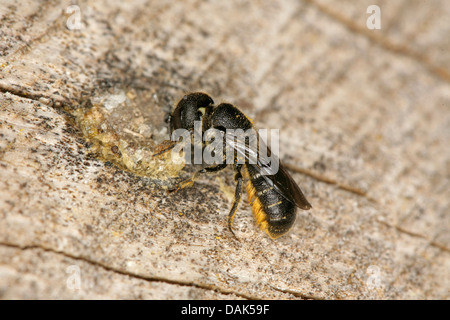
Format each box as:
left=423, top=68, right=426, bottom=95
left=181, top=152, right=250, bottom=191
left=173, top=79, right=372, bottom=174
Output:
left=224, top=130, right=311, bottom=210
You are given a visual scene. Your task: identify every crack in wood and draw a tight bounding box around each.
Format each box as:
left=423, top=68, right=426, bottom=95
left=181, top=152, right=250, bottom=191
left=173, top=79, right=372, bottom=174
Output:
left=284, top=162, right=375, bottom=201
left=377, top=220, right=450, bottom=253
left=1, top=7, right=63, bottom=63
left=269, top=285, right=325, bottom=300
left=303, top=0, right=450, bottom=83
left=285, top=163, right=449, bottom=254
left=0, top=240, right=261, bottom=300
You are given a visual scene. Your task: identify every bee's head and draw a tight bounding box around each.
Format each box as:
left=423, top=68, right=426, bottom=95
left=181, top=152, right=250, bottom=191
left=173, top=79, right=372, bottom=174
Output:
left=169, top=92, right=214, bottom=133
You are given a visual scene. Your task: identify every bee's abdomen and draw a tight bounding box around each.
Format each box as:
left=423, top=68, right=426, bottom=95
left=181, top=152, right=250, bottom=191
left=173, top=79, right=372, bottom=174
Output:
left=244, top=166, right=296, bottom=239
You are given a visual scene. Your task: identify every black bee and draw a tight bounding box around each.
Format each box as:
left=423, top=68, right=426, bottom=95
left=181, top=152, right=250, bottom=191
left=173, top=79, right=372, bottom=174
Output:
left=156, top=92, right=311, bottom=239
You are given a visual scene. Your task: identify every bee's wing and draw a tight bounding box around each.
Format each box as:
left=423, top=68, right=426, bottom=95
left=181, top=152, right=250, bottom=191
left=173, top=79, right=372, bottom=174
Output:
left=224, top=131, right=312, bottom=210
left=262, top=160, right=312, bottom=210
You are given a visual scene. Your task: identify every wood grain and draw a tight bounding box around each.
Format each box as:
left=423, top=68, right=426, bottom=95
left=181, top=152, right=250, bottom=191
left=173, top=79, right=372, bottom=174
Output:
left=0, top=0, right=448, bottom=299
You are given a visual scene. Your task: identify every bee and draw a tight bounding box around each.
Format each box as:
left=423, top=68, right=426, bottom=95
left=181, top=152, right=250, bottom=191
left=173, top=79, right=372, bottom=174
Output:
left=155, top=92, right=311, bottom=239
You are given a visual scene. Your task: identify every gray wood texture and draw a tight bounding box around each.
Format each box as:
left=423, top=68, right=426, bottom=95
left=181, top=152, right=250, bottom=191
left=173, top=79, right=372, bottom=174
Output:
left=0, top=0, right=449, bottom=299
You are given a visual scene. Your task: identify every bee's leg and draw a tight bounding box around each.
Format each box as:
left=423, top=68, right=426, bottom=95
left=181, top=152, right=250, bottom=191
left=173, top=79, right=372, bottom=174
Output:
left=227, top=165, right=243, bottom=239
left=199, top=163, right=227, bottom=173
left=168, top=163, right=228, bottom=193
left=152, top=140, right=177, bottom=157
left=170, top=171, right=197, bottom=192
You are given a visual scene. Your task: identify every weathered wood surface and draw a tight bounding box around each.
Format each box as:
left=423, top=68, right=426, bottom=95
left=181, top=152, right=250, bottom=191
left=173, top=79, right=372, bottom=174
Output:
left=0, top=0, right=449, bottom=299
